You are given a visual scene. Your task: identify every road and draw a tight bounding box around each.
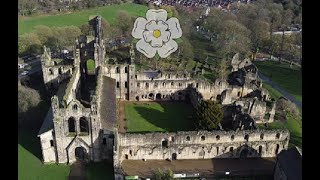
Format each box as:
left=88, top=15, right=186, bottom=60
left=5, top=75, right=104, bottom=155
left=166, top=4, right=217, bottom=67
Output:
left=258, top=72, right=302, bottom=109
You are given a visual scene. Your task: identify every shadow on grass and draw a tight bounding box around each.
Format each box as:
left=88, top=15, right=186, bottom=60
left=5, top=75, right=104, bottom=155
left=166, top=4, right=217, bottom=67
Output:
left=86, top=161, right=114, bottom=180
left=18, top=100, right=50, bottom=160
left=132, top=102, right=195, bottom=132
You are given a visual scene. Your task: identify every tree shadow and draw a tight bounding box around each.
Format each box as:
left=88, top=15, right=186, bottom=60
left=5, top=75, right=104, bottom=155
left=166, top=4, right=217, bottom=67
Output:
left=132, top=101, right=195, bottom=132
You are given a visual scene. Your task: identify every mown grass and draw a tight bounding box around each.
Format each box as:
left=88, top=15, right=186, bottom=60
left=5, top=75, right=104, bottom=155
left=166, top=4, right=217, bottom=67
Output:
left=125, top=102, right=195, bottom=132
left=18, top=3, right=148, bottom=35
left=255, top=61, right=302, bottom=102
left=18, top=130, right=71, bottom=180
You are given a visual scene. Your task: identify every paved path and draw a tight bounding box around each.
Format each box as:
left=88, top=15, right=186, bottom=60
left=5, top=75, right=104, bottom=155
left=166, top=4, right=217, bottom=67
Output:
left=258, top=72, right=302, bottom=109
left=69, top=161, right=87, bottom=180
left=122, top=158, right=276, bottom=179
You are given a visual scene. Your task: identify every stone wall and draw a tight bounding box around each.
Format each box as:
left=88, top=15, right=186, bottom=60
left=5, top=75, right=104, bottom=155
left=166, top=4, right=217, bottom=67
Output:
left=116, top=130, right=289, bottom=164
left=39, top=130, right=56, bottom=163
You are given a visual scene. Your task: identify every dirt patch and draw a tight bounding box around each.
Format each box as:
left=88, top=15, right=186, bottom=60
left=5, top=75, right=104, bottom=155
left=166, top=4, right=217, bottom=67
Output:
left=121, top=158, right=276, bottom=178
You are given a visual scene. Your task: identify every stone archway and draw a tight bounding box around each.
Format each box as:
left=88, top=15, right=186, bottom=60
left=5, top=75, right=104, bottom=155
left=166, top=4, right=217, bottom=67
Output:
left=156, top=93, right=161, bottom=100
left=75, top=146, right=86, bottom=161
left=172, top=153, right=177, bottom=160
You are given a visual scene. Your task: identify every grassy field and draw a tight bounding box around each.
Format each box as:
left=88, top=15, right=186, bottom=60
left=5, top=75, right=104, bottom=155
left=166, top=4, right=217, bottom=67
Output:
left=260, top=80, right=302, bottom=148
left=262, top=83, right=283, bottom=100
left=18, top=3, right=148, bottom=35
left=18, top=130, right=71, bottom=180
left=125, top=102, right=195, bottom=132
left=255, top=61, right=302, bottom=102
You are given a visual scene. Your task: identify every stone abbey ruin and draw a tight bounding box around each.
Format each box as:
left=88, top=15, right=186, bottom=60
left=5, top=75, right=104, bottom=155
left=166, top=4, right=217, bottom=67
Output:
left=37, top=16, right=289, bottom=177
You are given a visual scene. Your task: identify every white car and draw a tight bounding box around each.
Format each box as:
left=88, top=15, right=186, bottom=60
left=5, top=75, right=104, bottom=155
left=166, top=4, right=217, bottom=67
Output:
left=21, top=71, right=29, bottom=76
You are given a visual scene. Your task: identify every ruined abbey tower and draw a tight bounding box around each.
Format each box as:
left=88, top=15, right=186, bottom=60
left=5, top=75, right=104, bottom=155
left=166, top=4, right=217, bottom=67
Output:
left=37, top=16, right=289, bottom=175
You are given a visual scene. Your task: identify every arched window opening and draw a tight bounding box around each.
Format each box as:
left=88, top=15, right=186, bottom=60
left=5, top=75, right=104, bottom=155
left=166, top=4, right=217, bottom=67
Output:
left=186, top=136, right=190, bottom=141
left=129, top=150, right=132, bottom=156
left=201, top=136, right=205, bottom=141
left=245, top=134, right=249, bottom=141
left=68, top=117, right=76, bottom=133
left=80, top=117, right=89, bottom=134
left=216, top=135, right=220, bottom=141
left=49, top=68, right=54, bottom=75
left=59, top=68, right=62, bottom=75
left=231, top=135, right=235, bottom=140
left=73, top=104, right=78, bottom=111
left=259, top=146, right=262, bottom=155
left=116, top=82, right=119, bottom=88
left=260, top=133, right=264, bottom=140
left=116, top=67, right=119, bottom=73
left=216, top=147, right=219, bottom=155
left=125, top=67, right=128, bottom=73
left=162, top=139, right=168, bottom=148
left=50, top=140, right=54, bottom=147
left=237, top=91, right=241, bottom=97
left=276, top=133, right=280, bottom=139
left=230, top=147, right=233, bottom=152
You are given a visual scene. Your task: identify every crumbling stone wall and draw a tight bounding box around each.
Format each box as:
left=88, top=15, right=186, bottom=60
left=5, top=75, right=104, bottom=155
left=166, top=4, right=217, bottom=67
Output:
left=116, top=130, right=289, bottom=164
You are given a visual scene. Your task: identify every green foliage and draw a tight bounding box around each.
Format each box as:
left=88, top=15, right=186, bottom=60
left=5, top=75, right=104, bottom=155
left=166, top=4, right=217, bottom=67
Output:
left=18, top=32, right=41, bottom=55
left=87, top=59, right=95, bottom=71
left=195, top=100, right=223, bottom=130
left=18, top=85, right=41, bottom=114
left=153, top=169, right=174, bottom=180
left=125, top=102, right=194, bottom=132
left=115, top=10, right=133, bottom=35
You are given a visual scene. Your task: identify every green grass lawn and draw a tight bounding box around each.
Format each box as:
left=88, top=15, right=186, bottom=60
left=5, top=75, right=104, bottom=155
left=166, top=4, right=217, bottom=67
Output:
left=255, top=61, right=302, bottom=102
left=258, top=112, right=302, bottom=148
left=18, top=3, right=148, bottom=35
left=125, top=102, right=195, bottom=132
left=260, top=81, right=302, bottom=148
left=262, top=83, right=283, bottom=100
left=18, top=130, right=71, bottom=180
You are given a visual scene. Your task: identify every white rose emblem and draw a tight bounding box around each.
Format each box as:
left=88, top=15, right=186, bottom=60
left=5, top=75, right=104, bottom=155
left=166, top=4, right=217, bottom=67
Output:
left=132, top=9, right=182, bottom=58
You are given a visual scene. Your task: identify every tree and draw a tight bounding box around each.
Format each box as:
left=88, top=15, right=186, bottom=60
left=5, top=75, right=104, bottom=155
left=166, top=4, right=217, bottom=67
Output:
left=217, top=59, right=229, bottom=80
left=115, top=11, right=133, bottom=36
left=18, top=33, right=42, bottom=55
left=80, top=24, right=90, bottom=36
left=18, top=85, right=41, bottom=126
left=195, top=100, right=223, bottom=130
left=34, top=25, right=53, bottom=44
left=153, top=169, right=174, bottom=180
left=179, top=37, right=194, bottom=60
left=220, top=20, right=251, bottom=58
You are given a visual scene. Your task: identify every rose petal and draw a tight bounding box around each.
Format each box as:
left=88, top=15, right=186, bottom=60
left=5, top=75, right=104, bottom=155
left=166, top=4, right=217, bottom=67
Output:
left=151, top=38, right=163, bottom=48
left=146, top=9, right=168, bottom=22
left=145, top=20, right=169, bottom=31
left=143, top=30, right=154, bottom=43
left=132, top=17, right=148, bottom=39
left=157, top=40, right=178, bottom=58
left=136, top=39, right=157, bottom=58
left=166, top=17, right=182, bottom=39
left=160, top=30, right=171, bottom=43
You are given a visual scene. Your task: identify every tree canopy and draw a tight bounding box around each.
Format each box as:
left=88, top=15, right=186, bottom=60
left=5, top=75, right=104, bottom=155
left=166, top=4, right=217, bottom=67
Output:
left=195, top=100, right=223, bottom=130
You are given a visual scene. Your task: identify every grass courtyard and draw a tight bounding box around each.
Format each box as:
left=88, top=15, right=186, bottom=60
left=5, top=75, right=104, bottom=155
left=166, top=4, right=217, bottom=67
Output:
left=18, top=3, right=148, bottom=35
left=124, top=102, right=195, bottom=132
left=254, top=61, right=302, bottom=102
